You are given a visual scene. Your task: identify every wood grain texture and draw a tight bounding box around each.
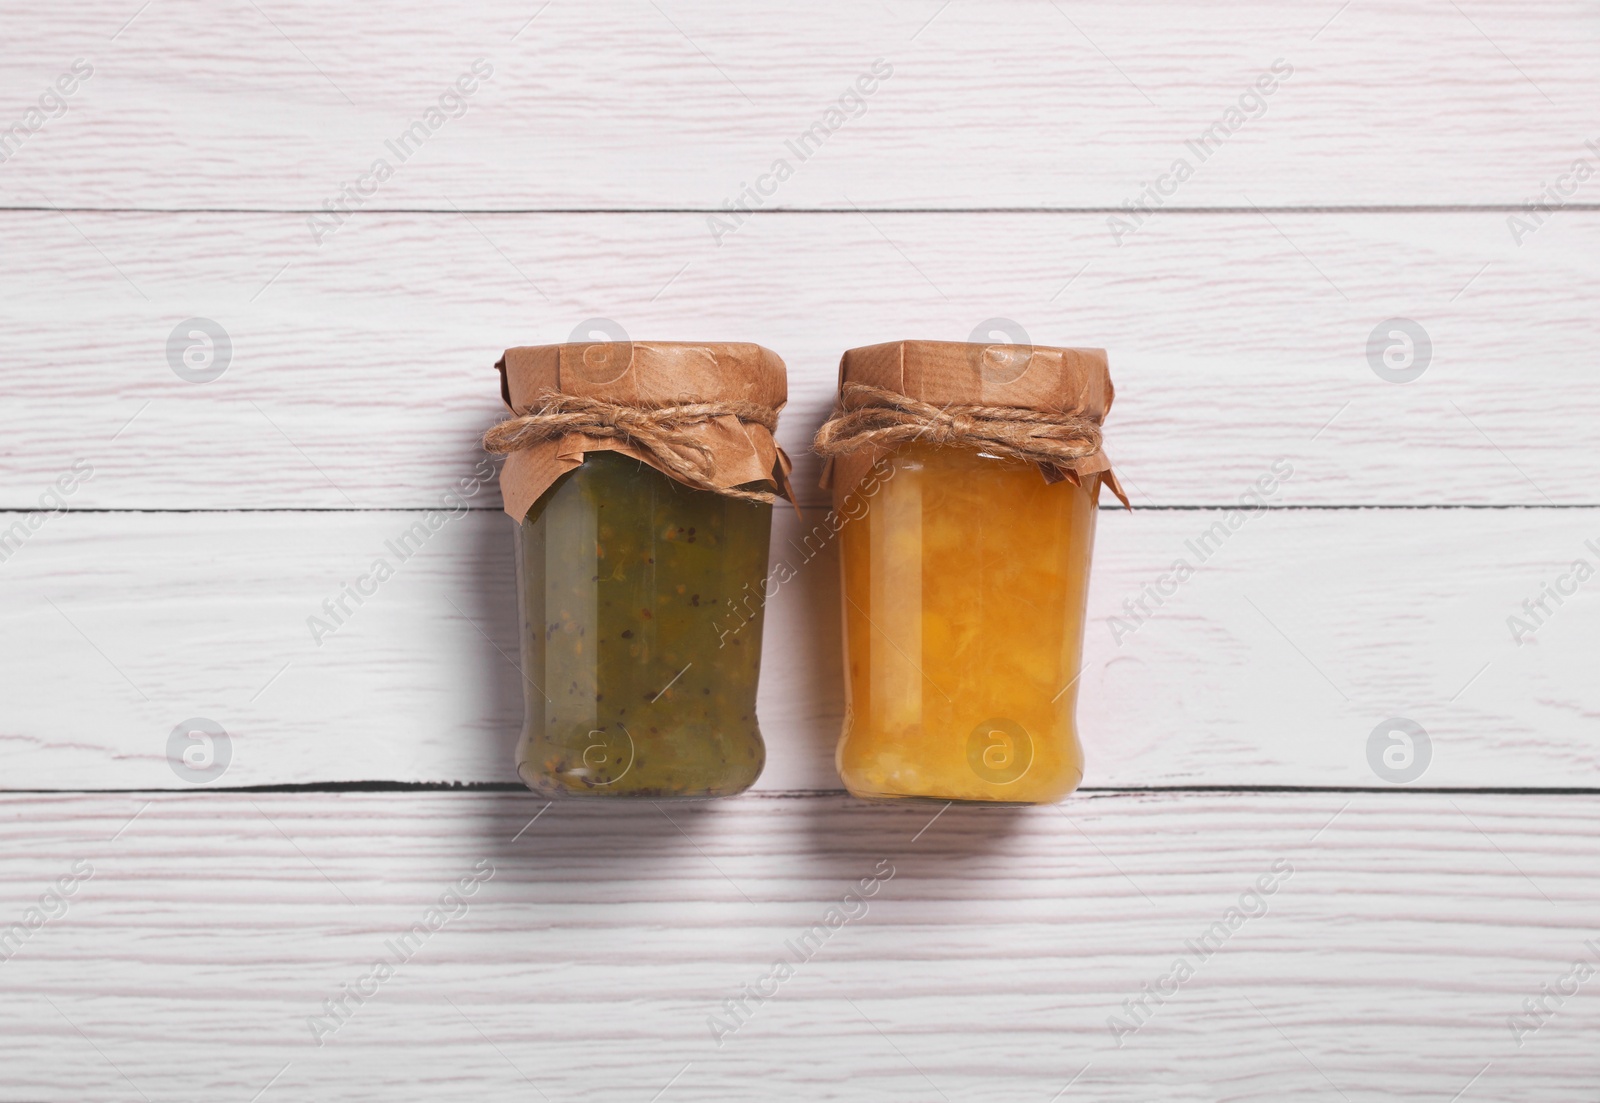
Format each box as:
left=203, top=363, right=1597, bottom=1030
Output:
left=0, top=791, right=1594, bottom=1101
left=2, top=210, right=1597, bottom=510
left=1, top=1, right=1596, bottom=209
left=3, top=507, right=1594, bottom=791
left=3, top=2, right=1595, bottom=1096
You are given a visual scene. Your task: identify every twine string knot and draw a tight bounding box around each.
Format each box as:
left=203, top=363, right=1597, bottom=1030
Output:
left=812, top=383, right=1105, bottom=465
left=484, top=391, right=784, bottom=503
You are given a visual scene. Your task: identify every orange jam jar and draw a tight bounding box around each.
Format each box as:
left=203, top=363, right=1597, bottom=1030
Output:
left=817, top=340, right=1126, bottom=804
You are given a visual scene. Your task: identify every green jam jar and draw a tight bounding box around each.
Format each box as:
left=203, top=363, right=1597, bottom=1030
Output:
left=490, top=341, right=791, bottom=800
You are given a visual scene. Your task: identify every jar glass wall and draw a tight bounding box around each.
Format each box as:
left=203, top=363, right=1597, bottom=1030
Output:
left=515, top=450, right=770, bottom=798
left=835, top=443, right=1099, bottom=803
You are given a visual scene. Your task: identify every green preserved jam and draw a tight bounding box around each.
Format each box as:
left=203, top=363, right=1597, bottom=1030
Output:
left=514, top=450, right=771, bottom=799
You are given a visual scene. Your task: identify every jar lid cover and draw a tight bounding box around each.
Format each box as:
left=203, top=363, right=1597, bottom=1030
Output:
left=823, top=339, right=1124, bottom=506
left=492, top=341, right=790, bottom=521
left=837, top=339, right=1113, bottom=418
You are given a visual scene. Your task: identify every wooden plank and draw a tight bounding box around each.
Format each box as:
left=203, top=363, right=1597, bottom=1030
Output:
left=1, top=1, right=1595, bottom=209
left=4, top=11, right=1591, bottom=1103
left=3, top=506, right=1594, bottom=790
left=0, top=790, right=1593, bottom=1100
left=2, top=210, right=1597, bottom=509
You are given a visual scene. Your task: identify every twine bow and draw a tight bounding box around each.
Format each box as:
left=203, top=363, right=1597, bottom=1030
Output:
left=484, top=391, right=787, bottom=504
left=813, top=383, right=1128, bottom=506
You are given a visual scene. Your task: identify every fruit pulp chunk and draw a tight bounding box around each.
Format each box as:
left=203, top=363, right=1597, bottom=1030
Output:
left=514, top=450, right=770, bottom=798
left=836, top=444, right=1098, bottom=802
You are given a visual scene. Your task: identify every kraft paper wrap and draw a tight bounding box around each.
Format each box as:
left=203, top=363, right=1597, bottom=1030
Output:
left=494, top=341, right=793, bottom=522
left=819, top=339, right=1126, bottom=505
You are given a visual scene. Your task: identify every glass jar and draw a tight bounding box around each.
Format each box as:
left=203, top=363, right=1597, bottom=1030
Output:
left=822, top=340, right=1122, bottom=804
left=491, top=341, right=791, bottom=800
left=515, top=451, right=771, bottom=798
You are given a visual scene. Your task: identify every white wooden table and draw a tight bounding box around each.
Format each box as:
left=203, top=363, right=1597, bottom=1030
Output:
left=2, top=2, right=1596, bottom=1099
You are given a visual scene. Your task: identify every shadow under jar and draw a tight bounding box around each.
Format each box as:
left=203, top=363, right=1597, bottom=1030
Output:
left=818, top=339, right=1127, bottom=805
left=488, top=341, right=792, bottom=800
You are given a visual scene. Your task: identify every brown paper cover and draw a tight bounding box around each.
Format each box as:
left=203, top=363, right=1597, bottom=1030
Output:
left=819, top=339, right=1125, bottom=504
left=494, top=341, right=791, bottom=522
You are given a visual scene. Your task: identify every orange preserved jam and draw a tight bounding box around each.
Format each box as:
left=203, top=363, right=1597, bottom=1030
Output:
left=835, top=444, right=1099, bottom=803
left=820, top=338, right=1122, bottom=804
